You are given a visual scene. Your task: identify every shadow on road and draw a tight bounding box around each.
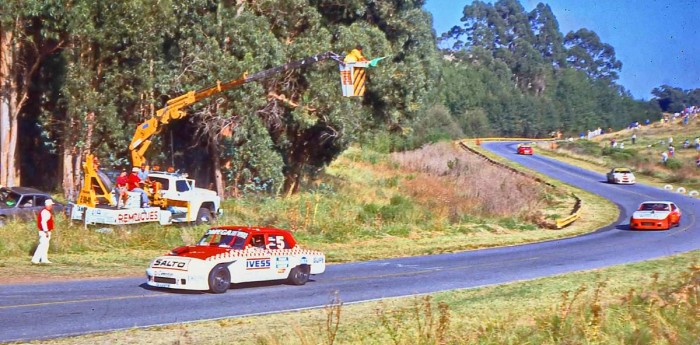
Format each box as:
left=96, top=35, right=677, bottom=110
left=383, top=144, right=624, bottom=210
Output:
left=139, top=278, right=319, bottom=294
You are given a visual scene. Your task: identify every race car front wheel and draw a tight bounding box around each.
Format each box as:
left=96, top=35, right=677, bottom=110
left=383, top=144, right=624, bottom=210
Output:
left=208, top=264, right=231, bottom=293
left=287, top=265, right=310, bottom=285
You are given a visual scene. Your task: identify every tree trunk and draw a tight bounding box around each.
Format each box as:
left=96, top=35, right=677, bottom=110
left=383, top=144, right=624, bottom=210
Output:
left=62, top=145, right=75, bottom=200
left=0, top=27, right=14, bottom=186
left=7, top=112, right=17, bottom=186
left=0, top=31, right=22, bottom=187
left=73, top=147, right=83, bottom=198
left=282, top=164, right=301, bottom=196
left=84, top=112, right=95, bottom=155
left=210, top=138, right=225, bottom=197
left=0, top=103, right=9, bottom=187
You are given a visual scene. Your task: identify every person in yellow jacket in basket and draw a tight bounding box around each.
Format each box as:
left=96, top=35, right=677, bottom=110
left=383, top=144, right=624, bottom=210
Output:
left=344, top=44, right=369, bottom=63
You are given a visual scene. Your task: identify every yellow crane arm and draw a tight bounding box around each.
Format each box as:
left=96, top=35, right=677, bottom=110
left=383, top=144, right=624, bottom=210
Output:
left=128, top=51, right=343, bottom=167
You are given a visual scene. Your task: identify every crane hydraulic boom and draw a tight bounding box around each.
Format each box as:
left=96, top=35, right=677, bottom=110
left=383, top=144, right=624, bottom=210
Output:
left=129, top=51, right=343, bottom=167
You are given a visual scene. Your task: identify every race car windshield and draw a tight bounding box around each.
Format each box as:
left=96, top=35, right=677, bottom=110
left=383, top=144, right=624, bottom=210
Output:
left=197, top=229, right=249, bottom=249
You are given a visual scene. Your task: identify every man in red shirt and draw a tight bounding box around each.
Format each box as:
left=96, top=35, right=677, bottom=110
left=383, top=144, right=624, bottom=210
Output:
left=115, top=169, right=128, bottom=208
left=128, top=167, right=150, bottom=207
left=31, top=199, right=55, bottom=264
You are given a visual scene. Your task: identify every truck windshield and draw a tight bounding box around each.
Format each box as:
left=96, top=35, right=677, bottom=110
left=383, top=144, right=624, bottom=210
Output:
left=149, top=177, right=169, bottom=190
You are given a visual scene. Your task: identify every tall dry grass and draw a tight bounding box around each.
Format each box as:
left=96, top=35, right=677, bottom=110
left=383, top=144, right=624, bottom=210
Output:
left=391, top=142, right=547, bottom=220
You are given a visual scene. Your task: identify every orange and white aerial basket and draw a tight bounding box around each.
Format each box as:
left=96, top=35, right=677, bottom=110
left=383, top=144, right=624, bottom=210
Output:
left=339, top=61, right=369, bottom=97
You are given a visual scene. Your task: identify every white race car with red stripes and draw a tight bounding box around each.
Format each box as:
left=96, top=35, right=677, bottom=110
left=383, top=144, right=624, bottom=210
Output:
left=146, top=226, right=325, bottom=293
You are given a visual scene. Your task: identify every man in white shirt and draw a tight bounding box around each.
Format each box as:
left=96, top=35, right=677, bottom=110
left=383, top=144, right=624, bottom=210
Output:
left=31, top=199, right=55, bottom=264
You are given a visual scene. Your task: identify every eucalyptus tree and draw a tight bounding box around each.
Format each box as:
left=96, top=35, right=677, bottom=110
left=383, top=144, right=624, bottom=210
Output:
left=0, top=0, right=67, bottom=187
left=165, top=0, right=439, bottom=195
left=38, top=1, right=174, bottom=198
left=564, top=28, right=622, bottom=82
left=651, top=85, right=689, bottom=113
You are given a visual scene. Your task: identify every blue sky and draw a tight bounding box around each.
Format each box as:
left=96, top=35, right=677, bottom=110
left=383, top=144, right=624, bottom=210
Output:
left=423, top=0, right=700, bottom=100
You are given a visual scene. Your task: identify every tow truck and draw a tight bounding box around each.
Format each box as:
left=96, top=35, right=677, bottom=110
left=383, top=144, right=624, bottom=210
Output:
left=70, top=51, right=375, bottom=226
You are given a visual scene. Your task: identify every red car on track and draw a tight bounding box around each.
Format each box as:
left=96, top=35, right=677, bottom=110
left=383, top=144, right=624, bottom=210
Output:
left=629, top=201, right=681, bottom=230
left=517, top=144, right=534, bottom=155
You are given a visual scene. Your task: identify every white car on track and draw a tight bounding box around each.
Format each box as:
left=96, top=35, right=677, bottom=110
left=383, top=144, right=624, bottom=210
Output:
left=146, top=226, right=325, bottom=293
left=606, top=167, right=636, bottom=184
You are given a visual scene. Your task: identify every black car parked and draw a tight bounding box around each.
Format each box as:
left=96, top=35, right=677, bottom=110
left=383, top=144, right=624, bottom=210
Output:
left=0, top=187, right=63, bottom=226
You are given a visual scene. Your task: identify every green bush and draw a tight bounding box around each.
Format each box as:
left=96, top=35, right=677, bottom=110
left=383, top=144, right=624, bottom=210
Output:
left=379, top=195, right=415, bottom=222
left=665, top=158, right=683, bottom=170
left=357, top=203, right=381, bottom=223
left=381, top=176, right=399, bottom=188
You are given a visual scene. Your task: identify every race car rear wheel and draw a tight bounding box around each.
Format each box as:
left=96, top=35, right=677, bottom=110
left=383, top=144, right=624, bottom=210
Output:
left=208, top=265, right=231, bottom=293
left=287, top=265, right=310, bottom=285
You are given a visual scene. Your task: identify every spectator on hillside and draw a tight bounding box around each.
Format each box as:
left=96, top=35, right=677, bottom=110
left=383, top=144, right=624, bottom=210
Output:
left=668, top=145, right=675, bottom=157
left=695, top=137, right=700, bottom=150
left=683, top=139, right=690, bottom=149
left=632, top=133, right=637, bottom=145
left=696, top=155, right=700, bottom=168
left=662, top=151, right=669, bottom=164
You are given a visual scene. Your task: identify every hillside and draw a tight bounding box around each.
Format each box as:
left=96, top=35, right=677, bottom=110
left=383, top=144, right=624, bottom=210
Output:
left=0, top=142, right=610, bottom=283
left=538, top=114, right=700, bottom=190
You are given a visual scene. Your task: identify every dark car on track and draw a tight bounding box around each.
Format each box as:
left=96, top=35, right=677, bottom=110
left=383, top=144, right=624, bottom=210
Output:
left=0, top=187, right=63, bottom=225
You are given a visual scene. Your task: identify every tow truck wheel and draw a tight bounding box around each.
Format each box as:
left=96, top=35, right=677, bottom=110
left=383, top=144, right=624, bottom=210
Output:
left=196, top=207, right=212, bottom=225
left=208, top=265, right=230, bottom=294
left=287, top=265, right=310, bottom=285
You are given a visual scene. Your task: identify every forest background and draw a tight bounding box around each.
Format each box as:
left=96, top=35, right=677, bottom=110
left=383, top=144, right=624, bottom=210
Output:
left=1, top=0, right=698, bottom=199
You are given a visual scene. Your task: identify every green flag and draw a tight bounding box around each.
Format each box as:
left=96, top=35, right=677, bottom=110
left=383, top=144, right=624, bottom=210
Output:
left=368, top=56, right=388, bottom=67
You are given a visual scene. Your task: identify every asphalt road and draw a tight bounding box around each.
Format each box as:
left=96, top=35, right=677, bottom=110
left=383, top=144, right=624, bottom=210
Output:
left=1, top=141, right=698, bottom=343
